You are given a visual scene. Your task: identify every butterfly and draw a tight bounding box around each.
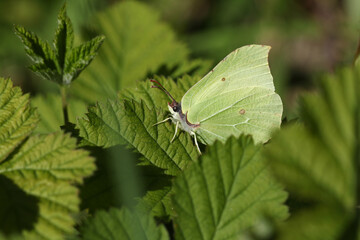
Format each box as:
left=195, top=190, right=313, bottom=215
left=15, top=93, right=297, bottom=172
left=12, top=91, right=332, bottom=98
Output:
left=151, top=45, right=283, bottom=154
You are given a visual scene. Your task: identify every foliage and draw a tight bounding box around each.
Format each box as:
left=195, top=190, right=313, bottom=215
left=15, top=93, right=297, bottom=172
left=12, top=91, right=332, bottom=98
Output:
left=2, top=0, right=360, bottom=239
left=15, top=3, right=105, bottom=85
left=0, top=78, right=95, bottom=239
left=81, top=208, right=169, bottom=240
left=264, top=65, right=360, bottom=239
left=70, top=1, right=211, bottom=103
left=172, top=136, right=288, bottom=240
left=78, top=98, right=198, bottom=175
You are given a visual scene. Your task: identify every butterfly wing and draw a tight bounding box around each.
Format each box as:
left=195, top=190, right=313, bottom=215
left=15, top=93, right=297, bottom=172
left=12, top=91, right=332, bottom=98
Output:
left=181, top=45, right=282, bottom=144
left=181, top=45, right=275, bottom=114
left=190, top=87, right=282, bottom=144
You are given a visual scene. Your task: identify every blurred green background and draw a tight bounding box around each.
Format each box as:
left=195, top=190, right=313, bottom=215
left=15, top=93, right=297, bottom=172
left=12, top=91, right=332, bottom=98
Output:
left=0, top=0, right=359, bottom=116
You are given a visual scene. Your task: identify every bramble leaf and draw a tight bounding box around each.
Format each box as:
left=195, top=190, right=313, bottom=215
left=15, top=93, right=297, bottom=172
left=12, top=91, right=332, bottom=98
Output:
left=54, top=3, right=74, bottom=71
left=0, top=78, right=95, bottom=239
left=14, top=25, right=60, bottom=82
left=77, top=99, right=198, bottom=176
left=77, top=76, right=199, bottom=217
left=81, top=208, right=169, bottom=240
left=64, top=35, right=105, bottom=85
left=71, top=1, right=209, bottom=103
left=0, top=78, right=38, bottom=163
left=264, top=66, right=360, bottom=239
left=172, top=136, right=288, bottom=240
left=15, top=4, right=104, bottom=85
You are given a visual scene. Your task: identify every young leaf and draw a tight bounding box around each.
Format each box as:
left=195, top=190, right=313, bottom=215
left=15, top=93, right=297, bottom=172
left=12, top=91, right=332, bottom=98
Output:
left=15, top=4, right=104, bottom=85
left=70, top=1, right=206, bottom=103
left=172, top=136, right=288, bottom=240
left=54, top=3, right=74, bottom=70
left=14, top=25, right=60, bottom=82
left=0, top=78, right=96, bottom=239
left=81, top=208, right=169, bottom=240
left=264, top=66, right=360, bottom=239
left=64, top=35, right=105, bottom=85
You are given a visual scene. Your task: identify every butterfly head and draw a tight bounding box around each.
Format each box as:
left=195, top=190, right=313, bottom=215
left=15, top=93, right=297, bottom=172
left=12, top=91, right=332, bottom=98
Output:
left=150, top=79, right=180, bottom=113
left=168, top=101, right=181, bottom=114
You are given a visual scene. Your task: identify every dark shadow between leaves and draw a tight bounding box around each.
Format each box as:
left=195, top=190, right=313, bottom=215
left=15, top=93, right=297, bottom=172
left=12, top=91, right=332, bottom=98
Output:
left=0, top=175, right=39, bottom=235
left=79, top=145, right=172, bottom=213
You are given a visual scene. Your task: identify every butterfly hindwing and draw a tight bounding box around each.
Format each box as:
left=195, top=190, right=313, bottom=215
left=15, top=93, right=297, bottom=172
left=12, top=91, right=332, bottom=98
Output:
left=187, top=87, right=282, bottom=144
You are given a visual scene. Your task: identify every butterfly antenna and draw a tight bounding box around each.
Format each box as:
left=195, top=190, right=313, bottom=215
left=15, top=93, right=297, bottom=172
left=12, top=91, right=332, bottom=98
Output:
left=150, top=79, right=177, bottom=102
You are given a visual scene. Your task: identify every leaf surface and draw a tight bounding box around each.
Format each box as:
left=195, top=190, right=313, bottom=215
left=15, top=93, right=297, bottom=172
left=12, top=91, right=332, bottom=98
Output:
left=71, top=1, right=206, bottom=103
left=264, top=66, right=360, bottom=239
left=0, top=78, right=95, bottom=239
left=77, top=99, right=198, bottom=176
left=82, top=208, right=169, bottom=240
left=173, top=136, right=288, bottom=240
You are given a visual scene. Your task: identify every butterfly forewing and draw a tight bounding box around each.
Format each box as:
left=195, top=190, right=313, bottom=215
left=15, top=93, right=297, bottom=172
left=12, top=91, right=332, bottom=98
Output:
left=181, top=45, right=275, bottom=114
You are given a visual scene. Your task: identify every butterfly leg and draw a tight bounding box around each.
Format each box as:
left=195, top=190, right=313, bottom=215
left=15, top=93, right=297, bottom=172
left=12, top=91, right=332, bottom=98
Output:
left=191, top=132, right=201, bottom=155
left=152, top=117, right=171, bottom=126
left=171, top=121, right=179, bottom=143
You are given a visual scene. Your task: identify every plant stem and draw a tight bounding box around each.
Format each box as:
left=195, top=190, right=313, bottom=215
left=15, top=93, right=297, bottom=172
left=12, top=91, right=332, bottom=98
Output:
left=60, top=85, right=69, bottom=125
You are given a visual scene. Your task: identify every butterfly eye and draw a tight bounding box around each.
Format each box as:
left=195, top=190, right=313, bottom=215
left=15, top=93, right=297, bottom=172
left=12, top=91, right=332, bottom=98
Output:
left=173, top=106, right=179, bottom=112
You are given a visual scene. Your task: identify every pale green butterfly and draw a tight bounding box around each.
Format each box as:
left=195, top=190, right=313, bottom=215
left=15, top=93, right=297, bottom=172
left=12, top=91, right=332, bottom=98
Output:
left=151, top=45, right=282, bottom=154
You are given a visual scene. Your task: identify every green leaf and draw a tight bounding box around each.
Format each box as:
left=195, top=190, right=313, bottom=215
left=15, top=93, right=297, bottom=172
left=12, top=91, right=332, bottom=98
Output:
left=0, top=132, right=95, bottom=239
left=15, top=4, right=104, bottom=85
left=14, top=25, right=60, bottom=82
left=54, top=3, right=74, bottom=70
left=81, top=208, right=169, bottom=240
left=136, top=186, right=172, bottom=220
left=172, top=136, right=288, bottom=240
left=77, top=99, right=197, bottom=176
left=31, top=93, right=87, bottom=134
left=0, top=78, right=38, bottom=163
left=64, top=35, right=105, bottom=85
left=264, top=66, right=360, bottom=239
left=71, top=1, right=201, bottom=103
left=135, top=165, right=173, bottom=219
left=0, top=77, right=96, bottom=239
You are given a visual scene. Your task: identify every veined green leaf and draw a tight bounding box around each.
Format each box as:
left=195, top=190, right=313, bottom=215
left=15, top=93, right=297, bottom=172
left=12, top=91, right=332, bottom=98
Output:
left=0, top=78, right=38, bottom=163
left=0, top=133, right=95, bottom=240
left=15, top=4, right=104, bottom=86
left=136, top=186, right=172, bottom=220
left=172, top=136, right=288, bottom=240
left=0, top=77, right=95, bottom=239
left=64, top=35, right=105, bottom=85
left=135, top=165, right=173, bottom=219
left=77, top=99, right=198, bottom=176
left=81, top=208, right=169, bottom=240
left=54, top=3, right=74, bottom=71
left=264, top=66, right=360, bottom=239
left=14, top=25, right=58, bottom=69
left=71, top=1, right=200, bottom=103
left=78, top=76, right=199, bottom=217
left=14, top=25, right=60, bottom=82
